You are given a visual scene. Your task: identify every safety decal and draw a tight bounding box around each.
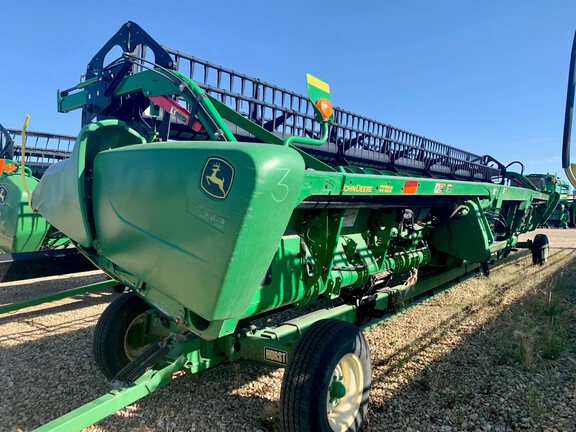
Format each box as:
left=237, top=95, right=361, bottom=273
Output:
left=434, top=183, right=445, bottom=194
left=402, top=180, right=419, bottom=194
left=201, top=157, right=235, bottom=199
left=342, top=209, right=359, bottom=228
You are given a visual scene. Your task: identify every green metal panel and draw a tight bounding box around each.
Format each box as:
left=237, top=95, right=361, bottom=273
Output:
left=428, top=199, right=492, bottom=263
left=89, top=140, right=305, bottom=335
left=32, top=120, right=146, bottom=247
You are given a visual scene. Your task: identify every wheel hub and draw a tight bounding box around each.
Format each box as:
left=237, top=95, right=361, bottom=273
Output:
left=329, top=377, right=347, bottom=402
left=326, top=353, right=364, bottom=432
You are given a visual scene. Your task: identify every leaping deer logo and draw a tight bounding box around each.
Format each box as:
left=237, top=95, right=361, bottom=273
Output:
left=0, top=186, right=7, bottom=206
left=206, top=162, right=226, bottom=195
left=201, top=157, right=234, bottom=199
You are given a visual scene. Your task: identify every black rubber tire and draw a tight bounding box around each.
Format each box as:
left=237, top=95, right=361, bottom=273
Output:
left=532, top=234, right=549, bottom=265
left=93, top=292, right=153, bottom=380
left=280, top=319, right=371, bottom=432
left=481, top=261, right=490, bottom=277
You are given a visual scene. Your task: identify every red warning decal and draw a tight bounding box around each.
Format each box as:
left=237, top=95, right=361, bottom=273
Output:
left=402, top=180, right=419, bottom=194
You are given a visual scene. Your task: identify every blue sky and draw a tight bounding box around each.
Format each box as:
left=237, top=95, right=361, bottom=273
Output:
left=1, top=1, right=575, bottom=178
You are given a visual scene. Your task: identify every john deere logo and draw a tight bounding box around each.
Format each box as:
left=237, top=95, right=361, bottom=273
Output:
left=201, top=157, right=234, bottom=199
left=0, top=186, right=7, bottom=205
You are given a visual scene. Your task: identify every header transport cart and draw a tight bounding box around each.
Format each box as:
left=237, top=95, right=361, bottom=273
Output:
left=27, top=22, right=559, bottom=431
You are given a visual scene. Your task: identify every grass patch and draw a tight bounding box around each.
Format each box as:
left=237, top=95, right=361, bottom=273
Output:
left=497, top=273, right=575, bottom=369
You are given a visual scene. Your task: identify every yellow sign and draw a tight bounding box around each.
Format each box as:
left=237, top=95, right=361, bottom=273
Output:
left=378, top=184, right=393, bottom=193
left=306, top=74, right=330, bottom=93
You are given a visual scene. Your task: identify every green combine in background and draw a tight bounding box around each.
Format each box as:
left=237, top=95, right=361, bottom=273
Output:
left=22, top=22, right=567, bottom=432
left=527, top=173, right=575, bottom=227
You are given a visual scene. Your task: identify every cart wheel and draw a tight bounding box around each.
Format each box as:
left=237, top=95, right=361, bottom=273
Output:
left=532, top=234, right=549, bottom=265
left=481, top=261, right=490, bottom=277
left=93, top=292, right=154, bottom=379
left=280, top=319, right=371, bottom=432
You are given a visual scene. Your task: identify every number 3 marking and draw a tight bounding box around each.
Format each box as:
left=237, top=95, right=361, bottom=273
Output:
left=272, top=169, right=291, bottom=203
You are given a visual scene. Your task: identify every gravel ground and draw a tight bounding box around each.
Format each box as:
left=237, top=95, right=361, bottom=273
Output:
left=1, top=229, right=575, bottom=431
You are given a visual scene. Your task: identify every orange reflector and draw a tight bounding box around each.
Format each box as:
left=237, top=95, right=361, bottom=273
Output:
left=0, top=159, right=5, bottom=175
left=552, top=177, right=557, bottom=184
left=3, top=163, right=17, bottom=174
left=315, top=98, right=333, bottom=120
left=402, top=180, right=419, bottom=194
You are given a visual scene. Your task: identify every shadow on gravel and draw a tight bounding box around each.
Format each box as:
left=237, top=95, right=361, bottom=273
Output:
left=2, top=248, right=575, bottom=431
left=0, top=326, right=114, bottom=429
left=0, top=273, right=116, bottom=326
left=371, top=249, right=573, bottom=375
left=0, top=322, right=281, bottom=431
left=0, top=292, right=116, bottom=325
left=365, top=249, right=576, bottom=431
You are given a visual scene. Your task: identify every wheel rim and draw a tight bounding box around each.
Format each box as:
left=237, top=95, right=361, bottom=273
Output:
left=123, top=313, right=149, bottom=360
left=543, top=245, right=549, bottom=263
left=326, top=353, right=364, bottom=432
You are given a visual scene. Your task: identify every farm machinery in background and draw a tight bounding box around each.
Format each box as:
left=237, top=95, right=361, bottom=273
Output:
left=0, top=125, right=94, bottom=283
left=563, top=32, right=576, bottom=191
left=0, top=122, right=73, bottom=252
left=24, top=22, right=559, bottom=432
left=527, top=173, right=575, bottom=227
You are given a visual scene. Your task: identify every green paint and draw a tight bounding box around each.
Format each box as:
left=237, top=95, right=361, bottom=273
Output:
left=0, top=164, right=49, bottom=253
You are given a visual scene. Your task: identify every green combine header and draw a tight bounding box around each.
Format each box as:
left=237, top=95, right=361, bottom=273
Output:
left=22, top=22, right=564, bottom=431
left=0, top=123, right=74, bottom=253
